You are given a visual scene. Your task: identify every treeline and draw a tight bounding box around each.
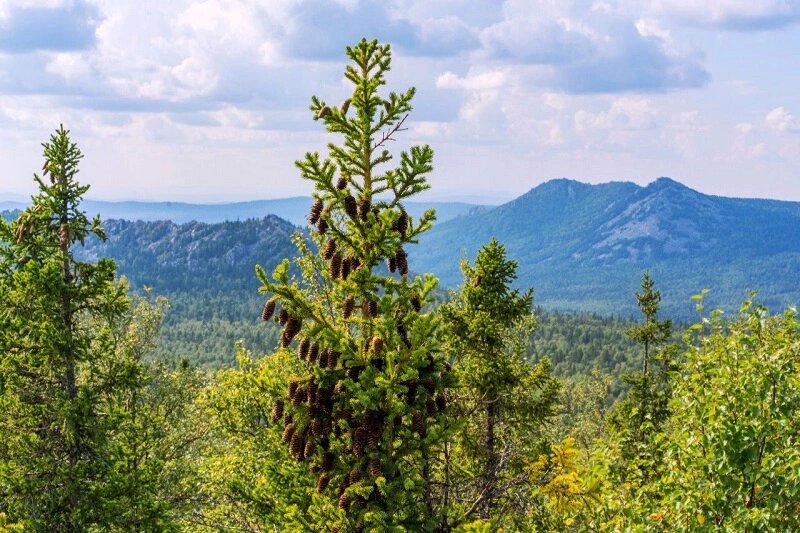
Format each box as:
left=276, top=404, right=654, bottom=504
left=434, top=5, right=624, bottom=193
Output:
left=1, top=40, right=799, bottom=532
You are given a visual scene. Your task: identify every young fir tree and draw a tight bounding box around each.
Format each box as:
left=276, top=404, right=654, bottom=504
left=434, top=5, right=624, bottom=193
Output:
left=0, top=126, right=131, bottom=530
left=610, top=272, right=675, bottom=474
left=256, top=39, right=450, bottom=531
left=438, top=239, right=560, bottom=529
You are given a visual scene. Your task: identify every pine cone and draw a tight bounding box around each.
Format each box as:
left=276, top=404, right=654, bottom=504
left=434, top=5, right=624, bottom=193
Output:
left=436, top=395, right=447, bottom=412
left=271, top=400, right=284, bottom=423
left=317, top=217, right=328, bottom=235
left=338, top=492, right=351, bottom=510
left=330, top=253, right=342, bottom=279
left=344, top=195, right=358, bottom=220
left=309, top=199, right=324, bottom=225
left=277, top=308, right=289, bottom=326
left=324, top=238, right=337, bottom=260
left=318, top=106, right=331, bottom=119
left=261, top=299, right=276, bottom=321
left=411, top=295, right=422, bottom=312
left=321, top=418, right=332, bottom=437
left=370, top=336, right=383, bottom=354
left=367, top=428, right=380, bottom=449
left=366, top=299, right=379, bottom=318
left=298, top=338, right=310, bottom=361
left=347, top=367, right=361, bottom=381
left=387, top=256, right=397, bottom=273
left=395, top=248, right=408, bottom=275
left=368, top=457, right=382, bottom=478
left=340, top=257, right=351, bottom=280
left=412, top=413, right=426, bottom=436
left=342, top=296, right=355, bottom=318
left=304, top=440, right=315, bottom=459
left=283, top=422, right=296, bottom=443
left=336, top=176, right=348, bottom=190
left=341, top=98, right=351, bottom=115
left=317, top=473, right=330, bottom=492
left=349, top=469, right=361, bottom=485
left=308, top=344, right=319, bottom=364
left=318, top=350, right=329, bottom=369
left=406, top=380, right=418, bottom=403
left=284, top=316, right=301, bottom=343
left=308, top=380, right=318, bottom=404
left=291, top=388, right=307, bottom=406
left=358, top=197, right=370, bottom=220
left=397, top=323, right=410, bottom=347
left=288, top=379, right=299, bottom=399
left=426, top=398, right=437, bottom=416
left=351, top=257, right=361, bottom=271
left=311, top=418, right=323, bottom=437
left=396, top=209, right=409, bottom=237
left=353, top=427, right=366, bottom=458
left=327, top=350, right=339, bottom=370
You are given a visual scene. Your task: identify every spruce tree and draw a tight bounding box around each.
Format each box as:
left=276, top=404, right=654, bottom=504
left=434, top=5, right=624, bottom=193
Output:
left=0, top=127, right=131, bottom=530
left=256, top=39, right=450, bottom=530
left=438, top=239, right=560, bottom=529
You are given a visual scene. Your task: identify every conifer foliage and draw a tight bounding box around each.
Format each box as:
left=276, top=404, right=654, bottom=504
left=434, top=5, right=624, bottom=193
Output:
left=0, top=127, right=129, bottom=530
left=255, top=39, right=450, bottom=530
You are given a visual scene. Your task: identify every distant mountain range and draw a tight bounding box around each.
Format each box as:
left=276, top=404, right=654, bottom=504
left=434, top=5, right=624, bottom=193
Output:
left=4, top=177, right=800, bottom=318
left=412, top=177, right=800, bottom=316
left=0, top=197, right=485, bottom=226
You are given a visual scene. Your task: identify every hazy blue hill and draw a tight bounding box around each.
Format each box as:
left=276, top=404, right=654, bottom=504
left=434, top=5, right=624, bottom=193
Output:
left=3, top=198, right=484, bottom=226
left=413, top=177, right=800, bottom=316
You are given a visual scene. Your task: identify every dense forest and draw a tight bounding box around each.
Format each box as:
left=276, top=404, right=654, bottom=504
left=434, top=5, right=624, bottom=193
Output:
left=1, top=40, right=798, bottom=532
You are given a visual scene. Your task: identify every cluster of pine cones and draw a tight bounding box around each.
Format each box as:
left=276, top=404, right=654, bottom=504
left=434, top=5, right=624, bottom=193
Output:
left=258, top=192, right=447, bottom=525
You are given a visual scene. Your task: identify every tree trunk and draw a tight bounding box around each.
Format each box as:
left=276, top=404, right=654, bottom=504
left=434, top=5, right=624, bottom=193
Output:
left=481, top=398, right=498, bottom=520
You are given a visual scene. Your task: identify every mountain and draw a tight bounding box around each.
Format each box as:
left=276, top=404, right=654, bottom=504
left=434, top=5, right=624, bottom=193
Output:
left=1, top=198, right=484, bottom=226
left=412, top=177, right=800, bottom=317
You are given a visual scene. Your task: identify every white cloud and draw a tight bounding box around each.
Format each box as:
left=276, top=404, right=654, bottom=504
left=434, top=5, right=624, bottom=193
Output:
left=650, top=0, right=800, bottom=29
left=764, top=106, right=797, bottom=134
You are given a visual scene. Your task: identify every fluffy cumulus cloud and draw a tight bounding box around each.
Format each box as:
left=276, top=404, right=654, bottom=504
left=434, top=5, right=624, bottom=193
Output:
left=1, top=0, right=799, bottom=201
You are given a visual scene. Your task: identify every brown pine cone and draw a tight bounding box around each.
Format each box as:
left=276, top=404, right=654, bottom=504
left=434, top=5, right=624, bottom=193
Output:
left=323, top=238, right=336, bottom=260
left=366, top=299, right=379, bottom=318
left=387, top=256, right=397, bottom=273
left=336, top=175, right=348, bottom=190
left=317, top=217, right=328, bottom=235
left=271, top=400, right=284, bottom=423
left=436, top=395, right=447, bottom=412
left=338, top=492, right=351, bottom=510
left=368, top=457, right=382, bottom=478
left=347, top=366, right=362, bottom=381
left=288, top=379, right=299, bottom=399
left=330, top=253, right=342, bottom=279
left=298, top=338, right=310, bottom=360
left=316, top=473, right=330, bottom=492
left=261, top=299, right=276, bottom=321
left=278, top=308, right=289, bottom=326
left=307, top=380, right=318, bottom=404
left=309, top=199, right=323, bottom=225
left=308, top=343, right=319, bottom=364
left=311, top=418, right=323, bottom=437
left=370, top=336, right=383, bottom=354
left=395, top=248, right=408, bottom=275
left=342, top=296, right=355, bottom=318
left=412, top=412, right=426, bottom=436
left=284, top=316, right=301, bottom=342
left=321, top=418, right=332, bottom=437
left=282, top=422, right=295, bottom=443
left=327, top=350, right=339, bottom=370
left=426, top=398, right=437, bottom=416
left=340, top=257, right=351, bottom=280
left=367, top=428, right=380, bottom=449
left=291, top=388, right=307, bottom=406
left=349, top=469, right=362, bottom=485
left=410, top=295, right=422, bottom=312
left=344, top=195, right=358, bottom=220
left=396, top=209, right=409, bottom=237
left=304, top=440, right=315, bottom=459
left=358, top=197, right=370, bottom=220
left=334, top=380, right=345, bottom=395
left=318, top=350, right=329, bottom=369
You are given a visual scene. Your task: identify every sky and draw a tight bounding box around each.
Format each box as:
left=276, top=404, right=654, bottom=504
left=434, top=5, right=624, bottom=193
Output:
left=0, top=0, right=799, bottom=204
